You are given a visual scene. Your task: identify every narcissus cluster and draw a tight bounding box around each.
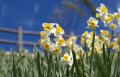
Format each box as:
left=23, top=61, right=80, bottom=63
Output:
left=39, top=3, right=120, bottom=67
left=40, top=23, right=65, bottom=55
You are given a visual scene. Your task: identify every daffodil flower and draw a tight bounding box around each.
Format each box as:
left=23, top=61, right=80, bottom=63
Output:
left=61, top=53, right=73, bottom=66
left=87, top=17, right=99, bottom=30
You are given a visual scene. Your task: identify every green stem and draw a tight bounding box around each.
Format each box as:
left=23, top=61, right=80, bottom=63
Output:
left=47, top=52, right=52, bottom=77
left=66, top=65, right=69, bottom=77
left=85, top=37, right=88, bottom=61
left=12, top=51, right=17, bottom=77
left=37, top=51, right=42, bottom=77
left=90, top=30, right=96, bottom=77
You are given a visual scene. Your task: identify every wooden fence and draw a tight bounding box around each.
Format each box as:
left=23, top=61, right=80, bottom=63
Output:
left=0, top=26, right=80, bottom=52
left=0, top=27, right=119, bottom=52
left=0, top=27, right=41, bottom=52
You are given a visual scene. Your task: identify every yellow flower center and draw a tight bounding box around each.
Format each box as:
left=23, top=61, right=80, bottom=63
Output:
left=104, top=38, right=109, bottom=43
left=116, top=38, right=120, bottom=43
left=97, top=49, right=102, bottom=54
left=98, top=40, right=103, bottom=45
left=109, top=42, right=115, bottom=48
left=64, top=55, right=69, bottom=61
left=67, top=40, right=71, bottom=44
left=116, top=45, right=120, bottom=51
left=40, top=31, right=46, bottom=37
left=39, top=39, right=44, bottom=44
left=101, top=30, right=107, bottom=36
left=106, top=17, right=112, bottom=23
left=96, top=36, right=99, bottom=40
left=109, top=14, right=114, bottom=18
left=106, top=14, right=114, bottom=23
left=53, top=48, right=60, bottom=54
left=58, top=38, right=65, bottom=45
left=44, top=24, right=52, bottom=31
left=56, top=26, right=63, bottom=34
left=110, top=24, right=117, bottom=30
left=39, top=37, right=49, bottom=44
left=108, top=32, right=112, bottom=38
left=116, top=13, right=120, bottom=19
left=43, top=43, right=50, bottom=50
left=66, top=40, right=72, bottom=48
left=102, top=5, right=108, bottom=13
left=81, top=38, right=85, bottom=44
left=89, top=21, right=97, bottom=28
left=90, top=36, right=93, bottom=40
left=84, top=31, right=89, bottom=36
left=95, top=43, right=98, bottom=47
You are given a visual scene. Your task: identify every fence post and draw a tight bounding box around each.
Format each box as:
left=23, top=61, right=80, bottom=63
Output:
left=18, top=26, right=23, bottom=52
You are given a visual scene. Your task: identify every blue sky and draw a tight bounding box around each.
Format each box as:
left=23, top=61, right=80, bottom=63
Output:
left=0, top=0, right=120, bottom=52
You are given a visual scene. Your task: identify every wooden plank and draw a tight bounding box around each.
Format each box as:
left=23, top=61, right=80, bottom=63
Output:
left=18, top=27, right=23, bottom=52
left=0, top=39, right=40, bottom=46
left=0, top=28, right=17, bottom=33
left=23, top=31, right=40, bottom=36
left=0, top=39, right=17, bottom=44
left=23, top=42, right=40, bottom=46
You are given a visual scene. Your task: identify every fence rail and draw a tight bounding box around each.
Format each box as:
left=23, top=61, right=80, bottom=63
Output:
left=0, top=27, right=41, bottom=35
left=0, top=39, right=40, bottom=45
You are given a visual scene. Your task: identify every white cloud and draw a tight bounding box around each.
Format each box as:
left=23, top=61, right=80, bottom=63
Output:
left=34, top=3, right=39, bottom=14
